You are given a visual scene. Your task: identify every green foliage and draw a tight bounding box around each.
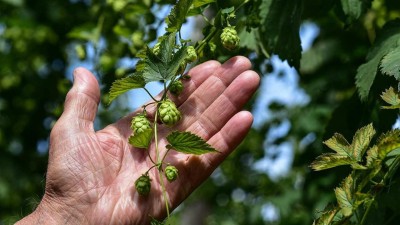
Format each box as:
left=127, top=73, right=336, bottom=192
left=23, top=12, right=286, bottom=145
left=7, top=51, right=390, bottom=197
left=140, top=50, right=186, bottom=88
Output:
left=2, top=0, right=400, bottom=224
left=312, top=120, right=400, bottom=224
left=166, top=0, right=194, bottom=32
left=311, top=124, right=375, bottom=170
left=259, top=0, right=303, bottom=69
left=166, top=131, right=218, bottom=155
left=356, top=20, right=400, bottom=101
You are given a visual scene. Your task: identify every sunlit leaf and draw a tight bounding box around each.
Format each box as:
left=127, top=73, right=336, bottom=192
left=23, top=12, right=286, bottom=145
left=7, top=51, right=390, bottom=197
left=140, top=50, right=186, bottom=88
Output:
left=366, top=145, right=379, bottom=167
left=109, top=74, right=146, bottom=104
left=377, top=129, right=400, bottom=159
left=311, top=153, right=355, bottom=171
left=381, top=86, right=400, bottom=108
left=323, top=133, right=351, bottom=156
left=351, top=123, right=375, bottom=161
left=166, top=131, right=218, bottom=155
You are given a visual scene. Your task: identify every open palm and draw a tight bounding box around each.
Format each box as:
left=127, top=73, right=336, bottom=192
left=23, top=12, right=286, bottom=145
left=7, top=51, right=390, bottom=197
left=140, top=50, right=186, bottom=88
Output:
left=18, top=56, right=259, bottom=225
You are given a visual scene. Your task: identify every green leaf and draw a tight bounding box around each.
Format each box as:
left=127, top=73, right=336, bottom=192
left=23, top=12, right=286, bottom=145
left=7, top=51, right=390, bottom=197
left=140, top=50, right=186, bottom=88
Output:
left=351, top=123, right=375, bottom=161
left=129, top=129, right=153, bottom=149
left=259, top=0, right=303, bottom=69
left=340, top=0, right=372, bottom=25
left=355, top=20, right=400, bottom=100
left=166, top=0, right=194, bottom=33
left=166, top=131, right=218, bottom=155
left=140, top=33, right=188, bottom=83
left=323, top=133, right=351, bottom=156
left=380, top=46, right=400, bottom=79
left=311, top=153, right=355, bottom=171
left=381, top=86, right=400, bottom=109
left=193, top=0, right=215, bottom=8
left=109, top=74, right=146, bottom=104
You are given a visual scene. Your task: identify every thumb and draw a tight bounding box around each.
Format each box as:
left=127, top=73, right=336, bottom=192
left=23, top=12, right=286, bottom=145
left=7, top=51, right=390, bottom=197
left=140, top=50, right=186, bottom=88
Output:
left=56, top=67, right=100, bottom=134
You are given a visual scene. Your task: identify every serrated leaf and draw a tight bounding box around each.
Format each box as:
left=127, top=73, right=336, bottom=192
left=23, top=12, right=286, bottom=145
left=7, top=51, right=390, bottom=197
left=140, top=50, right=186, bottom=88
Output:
left=323, top=133, right=351, bottom=156
left=313, top=207, right=339, bottom=225
left=109, top=74, right=146, bottom=104
left=311, top=153, right=355, bottom=171
left=380, top=46, right=400, bottom=79
left=166, top=131, right=218, bottom=155
left=166, top=0, right=194, bottom=33
left=351, top=123, right=375, bottom=161
left=377, top=129, right=400, bottom=159
left=335, top=177, right=354, bottom=217
left=259, top=0, right=302, bottom=69
left=129, top=129, right=153, bottom=149
left=340, top=0, right=372, bottom=25
left=356, top=20, right=400, bottom=101
left=141, top=33, right=188, bottom=83
left=381, top=86, right=400, bottom=108
left=366, top=145, right=379, bottom=167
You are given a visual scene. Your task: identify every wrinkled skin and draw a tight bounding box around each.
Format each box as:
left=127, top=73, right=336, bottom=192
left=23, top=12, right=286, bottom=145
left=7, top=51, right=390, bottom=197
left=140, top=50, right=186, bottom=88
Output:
left=17, top=56, right=260, bottom=225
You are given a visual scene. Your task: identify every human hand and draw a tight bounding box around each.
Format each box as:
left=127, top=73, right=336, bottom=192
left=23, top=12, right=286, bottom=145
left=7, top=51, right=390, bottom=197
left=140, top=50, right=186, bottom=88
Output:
left=16, top=56, right=260, bottom=225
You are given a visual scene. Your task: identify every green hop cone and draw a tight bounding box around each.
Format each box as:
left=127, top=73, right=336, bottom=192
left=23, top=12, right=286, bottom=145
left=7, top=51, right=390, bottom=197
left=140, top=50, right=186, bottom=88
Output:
left=220, top=26, right=240, bottom=51
left=185, top=46, right=197, bottom=63
left=164, top=165, right=179, bottom=182
left=158, top=99, right=181, bottom=126
left=131, top=115, right=152, bottom=134
left=135, top=174, right=151, bottom=196
left=169, top=80, right=184, bottom=96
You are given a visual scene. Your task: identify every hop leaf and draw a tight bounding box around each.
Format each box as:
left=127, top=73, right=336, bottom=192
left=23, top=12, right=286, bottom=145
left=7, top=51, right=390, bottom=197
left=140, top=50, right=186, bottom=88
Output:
left=135, top=174, right=151, bottom=196
left=311, top=124, right=375, bottom=170
left=109, top=74, right=146, bottom=104
left=220, top=26, right=240, bottom=51
left=166, top=131, right=218, bottom=155
left=335, top=175, right=354, bottom=217
left=158, top=99, right=181, bottom=126
left=164, top=165, right=179, bottom=182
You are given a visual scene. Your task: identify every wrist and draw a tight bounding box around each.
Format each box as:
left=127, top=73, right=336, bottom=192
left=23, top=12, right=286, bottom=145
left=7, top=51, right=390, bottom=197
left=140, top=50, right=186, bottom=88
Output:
left=16, top=195, right=86, bottom=225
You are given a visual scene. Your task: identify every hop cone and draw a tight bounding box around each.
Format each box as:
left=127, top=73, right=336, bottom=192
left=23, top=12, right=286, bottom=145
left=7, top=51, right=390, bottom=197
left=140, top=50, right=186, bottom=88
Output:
left=158, top=99, right=181, bottom=126
left=131, top=115, right=151, bottom=134
left=169, top=80, right=184, bottom=96
left=164, top=165, right=179, bottom=182
left=185, top=46, right=197, bottom=63
left=220, top=26, right=240, bottom=51
left=135, top=174, right=151, bottom=196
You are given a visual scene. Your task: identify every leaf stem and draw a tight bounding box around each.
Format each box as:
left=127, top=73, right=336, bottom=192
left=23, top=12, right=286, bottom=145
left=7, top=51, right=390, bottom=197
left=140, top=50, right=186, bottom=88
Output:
left=143, top=87, right=158, bottom=102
